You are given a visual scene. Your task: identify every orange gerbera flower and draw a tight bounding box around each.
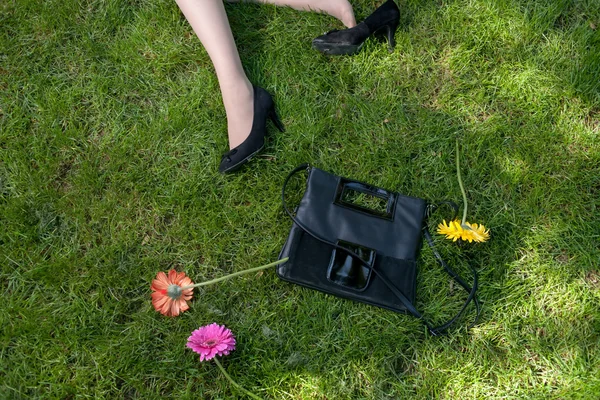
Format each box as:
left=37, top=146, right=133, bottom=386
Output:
left=151, top=270, right=194, bottom=317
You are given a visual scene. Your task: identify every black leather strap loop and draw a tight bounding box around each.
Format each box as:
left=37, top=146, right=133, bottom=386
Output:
left=422, top=226, right=481, bottom=332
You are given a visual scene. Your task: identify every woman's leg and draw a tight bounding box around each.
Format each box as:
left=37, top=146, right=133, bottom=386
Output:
left=230, top=0, right=356, bottom=27
left=174, top=0, right=356, bottom=149
left=175, top=0, right=254, bottom=149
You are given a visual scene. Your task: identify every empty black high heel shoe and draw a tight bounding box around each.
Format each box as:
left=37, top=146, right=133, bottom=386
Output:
left=312, top=0, right=400, bottom=56
left=218, top=86, right=285, bottom=174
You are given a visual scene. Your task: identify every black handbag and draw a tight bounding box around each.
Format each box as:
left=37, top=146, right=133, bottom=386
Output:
left=277, top=164, right=480, bottom=335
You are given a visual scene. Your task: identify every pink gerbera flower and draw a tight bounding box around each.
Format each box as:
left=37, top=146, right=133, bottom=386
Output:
left=186, top=323, right=236, bottom=362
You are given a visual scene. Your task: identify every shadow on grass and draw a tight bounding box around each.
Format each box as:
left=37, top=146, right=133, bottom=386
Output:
left=1, top=0, right=599, bottom=398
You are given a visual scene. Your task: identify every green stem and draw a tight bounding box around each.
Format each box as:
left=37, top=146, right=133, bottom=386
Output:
left=214, top=358, right=263, bottom=400
left=182, top=258, right=288, bottom=290
left=456, top=139, right=468, bottom=226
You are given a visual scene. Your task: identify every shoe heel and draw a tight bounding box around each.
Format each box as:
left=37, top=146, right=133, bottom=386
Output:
left=269, top=108, right=285, bottom=132
left=386, top=20, right=399, bottom=52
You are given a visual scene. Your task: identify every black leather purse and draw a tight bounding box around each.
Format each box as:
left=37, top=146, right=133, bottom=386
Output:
left=277, top=164, right=480, bottom=335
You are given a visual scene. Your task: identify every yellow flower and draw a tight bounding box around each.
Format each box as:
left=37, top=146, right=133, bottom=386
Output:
left=437, top=219, right=490, bottom=243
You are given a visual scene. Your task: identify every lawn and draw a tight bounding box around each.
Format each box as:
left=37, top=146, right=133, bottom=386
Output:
left=1, top=0, right=600, bottom=398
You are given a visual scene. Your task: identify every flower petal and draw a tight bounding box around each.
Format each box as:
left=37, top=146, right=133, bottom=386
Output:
left=170, top=299, right=181, bottom=316
left=152, top=294, right=169, bottom=311
left=151, top=272, right=170, bottom=291
left=161, top=298, right=173, bottom=316
left=180, top=276, right=193, bottom=287
left=167, top=269, right=178, bottom=284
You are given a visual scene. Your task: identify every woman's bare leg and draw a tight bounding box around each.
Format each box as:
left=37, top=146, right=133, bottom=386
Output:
left=230, top=0, right=356, bottom=27
left=175, top=0, right=254, bottom=149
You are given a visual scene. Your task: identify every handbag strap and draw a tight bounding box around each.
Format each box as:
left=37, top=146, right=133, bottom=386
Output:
left=423, top=203, right=481, bottom=332
left=281, top=164, right=481, bottom=335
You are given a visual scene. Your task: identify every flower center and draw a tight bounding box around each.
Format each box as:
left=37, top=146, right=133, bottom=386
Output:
left=166, top=284, right=183, bottom=300
left=204, top=340, right=217, bottom=346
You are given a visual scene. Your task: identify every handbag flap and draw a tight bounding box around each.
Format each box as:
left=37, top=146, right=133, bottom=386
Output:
left=296, top=167, right=426, bottom=260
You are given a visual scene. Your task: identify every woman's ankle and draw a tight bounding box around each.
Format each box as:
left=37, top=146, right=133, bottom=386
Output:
left=221, top=81, right=254, bottom=149
left=336, top=0, right=356, bottom=28
left=312, top=0, right=356, bottom=28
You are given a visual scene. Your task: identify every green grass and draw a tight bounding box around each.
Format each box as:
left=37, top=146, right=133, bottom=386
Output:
left=2, top=0, right=600, bottom=398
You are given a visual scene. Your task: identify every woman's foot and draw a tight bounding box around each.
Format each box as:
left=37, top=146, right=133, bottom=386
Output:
left=312, top=0, right=399, bottom=55
left=311, top=0, right=356, bottom=28
left=218, top=86, right=285, bottom=174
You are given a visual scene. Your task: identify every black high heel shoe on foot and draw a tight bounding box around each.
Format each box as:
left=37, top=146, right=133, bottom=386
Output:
left=312, top=0, right=400, bottom=56
left=218, top=86, right=285, bottom=174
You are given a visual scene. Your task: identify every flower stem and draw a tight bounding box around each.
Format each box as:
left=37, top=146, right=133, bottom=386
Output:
left=214, top=358, right=263, bottom=400
left=182, top=257, right=289, bottom=290
left=456, top=139, right=469, bottom=226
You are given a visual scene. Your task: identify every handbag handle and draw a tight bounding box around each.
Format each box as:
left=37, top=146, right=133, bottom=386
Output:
left=281, top=164, right=481, bottom=336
